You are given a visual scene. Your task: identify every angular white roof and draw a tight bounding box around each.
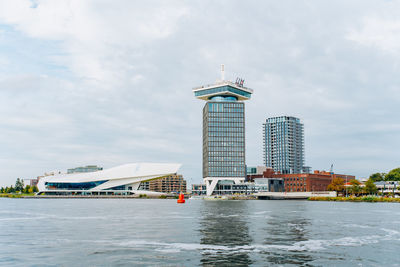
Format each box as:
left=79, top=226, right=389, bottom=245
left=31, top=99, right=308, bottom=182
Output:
left=38, top=163, right=181, bottom=191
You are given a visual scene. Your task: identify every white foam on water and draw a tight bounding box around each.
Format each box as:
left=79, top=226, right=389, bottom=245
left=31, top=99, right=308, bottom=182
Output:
left=116, top=232, right=392, bottom=254
left=95, top=227, right=400, bottom=256
left=215, top=214, right=240, bottom=218
left=0, top=216, right=48, bottom=221
left=343, top=224, right=372, bottom=229
left=156, top=248, right=182, bottom=253
left=380, top=228, right=400, bottom=236
left=248, top=214, right=271, bottom=219
left=253, top=211, right=271, bottom=215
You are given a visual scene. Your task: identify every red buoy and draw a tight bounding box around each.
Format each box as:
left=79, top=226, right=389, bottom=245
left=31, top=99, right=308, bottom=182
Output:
left=177, top=193, right=185, bottom=203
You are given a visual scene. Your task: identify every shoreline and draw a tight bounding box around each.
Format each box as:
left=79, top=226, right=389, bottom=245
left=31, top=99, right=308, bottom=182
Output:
left=308, top=196, right=400, bottom=203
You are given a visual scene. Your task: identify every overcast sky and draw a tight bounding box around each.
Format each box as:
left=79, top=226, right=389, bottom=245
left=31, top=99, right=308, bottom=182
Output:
left=0, top=0, right=400, bottom=186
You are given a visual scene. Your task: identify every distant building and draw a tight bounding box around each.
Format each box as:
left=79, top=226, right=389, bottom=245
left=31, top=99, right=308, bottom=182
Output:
left=67, top=165, right=103, bottom=174
left=250, top=178, right=284, bottom=193
left=138, top=174, right=187, bottom=193
left=30, top=177, right=41, bottom=187
left=247, top=166, right=355, bottom=192
left=374, top=181, right=400, bottom=195
left=246, top=166, right=268, bottom=176
left=263, top=116, right=308, bottom=174
left=191, top=177, right=283, bottom=195
left=192, top=184, right=207, bottom=195
left=246, top=166, right=275, bottom=182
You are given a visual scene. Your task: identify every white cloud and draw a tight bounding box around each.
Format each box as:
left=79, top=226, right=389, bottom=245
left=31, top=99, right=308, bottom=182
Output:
left=347, top=17, right=400, bottom=55
left=0, top=0, right=189, bottom=83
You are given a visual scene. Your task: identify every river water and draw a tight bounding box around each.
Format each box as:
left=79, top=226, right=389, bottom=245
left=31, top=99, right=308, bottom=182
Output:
left=0, top=198, right=399, bottom=266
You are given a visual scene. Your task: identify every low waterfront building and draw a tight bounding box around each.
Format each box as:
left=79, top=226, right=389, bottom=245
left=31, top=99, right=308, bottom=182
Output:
left=37, top=163, right=181, bottom=196
left=191, top=177, right=283, bottom=195
left=192, top=184, right=206, bottom=195
left=138, top=174, right=187, bottom=193
left=247, top=167, right=355, bottom=192
left=374, top=181, right=400, bottom=195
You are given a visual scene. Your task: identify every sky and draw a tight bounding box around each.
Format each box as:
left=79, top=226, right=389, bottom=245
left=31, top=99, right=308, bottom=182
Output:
left=1, top=0, right=400, bottom=187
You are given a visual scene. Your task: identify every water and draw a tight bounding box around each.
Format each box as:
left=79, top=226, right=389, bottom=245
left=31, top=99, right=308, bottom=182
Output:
left=0, top=199, right=399, bottom=266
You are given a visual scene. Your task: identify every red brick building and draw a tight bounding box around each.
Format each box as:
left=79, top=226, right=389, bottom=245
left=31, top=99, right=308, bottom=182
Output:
left=247, top=168, right=355, bottom=192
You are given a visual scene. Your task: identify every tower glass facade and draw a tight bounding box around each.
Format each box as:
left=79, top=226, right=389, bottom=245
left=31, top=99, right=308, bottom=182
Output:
left=203, top=101, right=245, bottom=178
left=193, top=79, right=253, bottom=195
left=263, top=116, right=304, bottom=174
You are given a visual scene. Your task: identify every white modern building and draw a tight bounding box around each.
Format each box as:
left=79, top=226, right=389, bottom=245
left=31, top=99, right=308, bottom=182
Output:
left=37, top=163, right=181, bottom=196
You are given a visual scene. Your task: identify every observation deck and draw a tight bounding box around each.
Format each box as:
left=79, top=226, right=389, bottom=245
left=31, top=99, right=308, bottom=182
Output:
left=193, top=80, right=253, bottom=101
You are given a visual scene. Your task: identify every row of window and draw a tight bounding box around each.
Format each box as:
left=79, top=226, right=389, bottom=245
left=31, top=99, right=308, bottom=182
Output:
left=207, top=137, right=244, bottom=142
left=208, top=147, right=245, bottom=153
left=286, top=183, right=307, bottom=186
left=208, top=161, right=244, bottom=166
left=208, top=131, right=244, bottom=137
left=208, top=117, right=244, bottom=122
left=207, top=111, right=244, bottom=116
left=207, top=155, right=244, bottom=160
left=208, top=141, right=244, bottom=147
left=207, top=152, right=245, bottom=156
left=208, top=172, right=245, bottom=177
left=208, top=122, right=244, bottom=128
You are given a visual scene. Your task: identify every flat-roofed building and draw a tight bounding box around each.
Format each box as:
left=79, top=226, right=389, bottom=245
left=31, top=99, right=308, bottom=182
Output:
left=247, top=166, right=354, bottom=192
left=139, top=174, right=187, bottom=193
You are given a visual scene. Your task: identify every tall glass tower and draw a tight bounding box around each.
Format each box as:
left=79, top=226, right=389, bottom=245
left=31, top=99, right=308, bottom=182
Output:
left=263, top=116, right=305, bottom=174
left=193, top=66, right=253, bottom=195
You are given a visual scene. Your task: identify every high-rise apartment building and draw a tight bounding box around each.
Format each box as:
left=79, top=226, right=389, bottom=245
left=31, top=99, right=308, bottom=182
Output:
left=263, top=116, right=305, bottom=174
left=193, top=66, right=253, bottom=195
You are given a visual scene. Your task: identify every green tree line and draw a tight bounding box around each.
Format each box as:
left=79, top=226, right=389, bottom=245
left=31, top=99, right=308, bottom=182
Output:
left=0, top=178, right=38, bottom=194
left=328, top=177, right=378, bottom=196
left=369, top=167, right=400, bottom=181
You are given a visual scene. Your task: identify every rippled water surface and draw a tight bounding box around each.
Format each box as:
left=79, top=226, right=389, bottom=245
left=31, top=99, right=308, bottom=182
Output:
left=1, top=198, right=400, bottom=266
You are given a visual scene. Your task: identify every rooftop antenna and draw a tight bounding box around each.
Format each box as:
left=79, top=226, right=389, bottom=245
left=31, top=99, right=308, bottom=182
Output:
left=221, top=64, right=225, bottom=81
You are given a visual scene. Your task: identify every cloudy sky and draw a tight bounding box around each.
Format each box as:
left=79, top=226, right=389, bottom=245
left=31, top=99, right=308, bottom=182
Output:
left=0, top=0, right=399, bottom=186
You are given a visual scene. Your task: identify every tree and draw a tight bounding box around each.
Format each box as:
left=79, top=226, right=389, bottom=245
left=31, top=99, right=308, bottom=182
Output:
left=385, top=168, right=400, bottom=181
left=349, top=179, right=362, bottom=196
left=24, top=185, right=31, bottom=194
left=15, top=178, right=24, bottom=192
left=364, top=178, right=377, bottom=195
left=0, top=187, right=4, bottom=193
left=32, top=185, right=38, bottom=193
left=7, top=186, right=15, bottom=193
left=369, top=172, right=386, bottom=182
left=327, top=177, right=345, bottom=195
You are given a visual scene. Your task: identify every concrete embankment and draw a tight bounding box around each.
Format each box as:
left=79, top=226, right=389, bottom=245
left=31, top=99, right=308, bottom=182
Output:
left=254, top=191, right=337, bottom=200
left=309, top=196, right=400, bottom=202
